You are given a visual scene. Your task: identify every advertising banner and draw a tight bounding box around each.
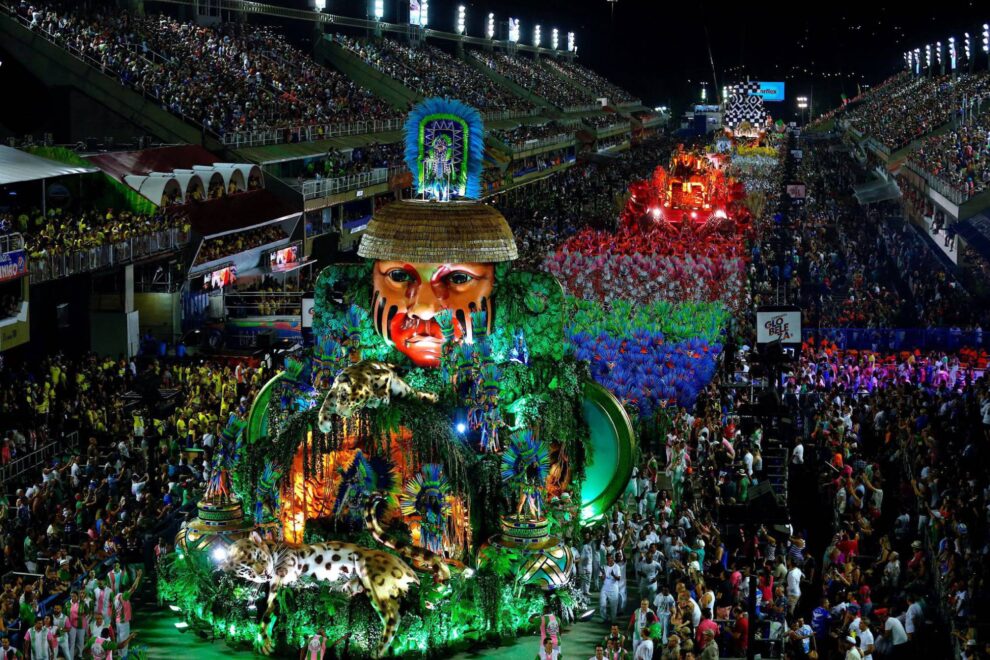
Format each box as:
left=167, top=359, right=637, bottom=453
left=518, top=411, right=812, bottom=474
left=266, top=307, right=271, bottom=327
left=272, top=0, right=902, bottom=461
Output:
left=756, top=307, right=802, bottom=345
left=750, top=82, right=786, bottom=102
left=0, top=250, right=27, bottom=282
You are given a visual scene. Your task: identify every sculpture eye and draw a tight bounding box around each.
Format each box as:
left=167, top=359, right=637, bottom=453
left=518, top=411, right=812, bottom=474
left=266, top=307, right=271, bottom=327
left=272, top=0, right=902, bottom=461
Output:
left=446, top=271, right=474, bottom=286
left=387, top=269, right=414, bottom=284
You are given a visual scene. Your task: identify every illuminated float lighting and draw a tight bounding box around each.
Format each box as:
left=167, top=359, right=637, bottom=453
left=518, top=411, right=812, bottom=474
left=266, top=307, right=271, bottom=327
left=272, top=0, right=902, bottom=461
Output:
left=211, top=547, right=228, bottom=562
left=174, top=622, right=189, bottom=630
left=456, top=5, right=465, bottom=34
left=456, top=422, right=467, bottom=434
left=168, top=605, right=181, bottom=612
left=713, top=209, right=728, bottom=219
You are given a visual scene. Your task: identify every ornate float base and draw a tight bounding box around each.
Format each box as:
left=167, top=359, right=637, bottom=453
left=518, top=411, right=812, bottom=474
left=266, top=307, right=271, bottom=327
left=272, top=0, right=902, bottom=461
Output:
left=175, top=497, right=254, bottom=556
left=488, top=517, right=574, bottom=591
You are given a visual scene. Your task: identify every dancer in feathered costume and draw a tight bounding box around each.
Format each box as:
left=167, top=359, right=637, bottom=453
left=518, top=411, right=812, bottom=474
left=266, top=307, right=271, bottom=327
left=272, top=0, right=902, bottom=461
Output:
left=501, top=432, right=550, bottom=521
left=400, top=464, right=452, bottom=555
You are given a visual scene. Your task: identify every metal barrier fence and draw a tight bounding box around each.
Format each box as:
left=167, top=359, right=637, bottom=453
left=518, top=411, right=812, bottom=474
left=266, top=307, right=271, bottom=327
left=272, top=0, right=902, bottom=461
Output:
left=0, top=433, right=74, bottom=483
left=803, top=327, right=990, bottom=352
left=28, top=228, right=188, bottom=284
left=221, top=118, right=405, bottom=148
left=299, top=168, right=388, bottom=199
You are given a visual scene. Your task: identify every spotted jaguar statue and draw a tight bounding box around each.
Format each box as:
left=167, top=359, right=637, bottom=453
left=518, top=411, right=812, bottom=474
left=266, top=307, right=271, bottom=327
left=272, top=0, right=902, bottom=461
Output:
left=317, top=360, right=437, bottom=430
left=224, top=495, right=450, bottom=657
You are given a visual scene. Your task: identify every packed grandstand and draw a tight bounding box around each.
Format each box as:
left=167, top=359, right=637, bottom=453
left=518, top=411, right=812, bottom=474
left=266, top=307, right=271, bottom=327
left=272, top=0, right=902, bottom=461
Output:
left=0, top=2, right=989, bottom=660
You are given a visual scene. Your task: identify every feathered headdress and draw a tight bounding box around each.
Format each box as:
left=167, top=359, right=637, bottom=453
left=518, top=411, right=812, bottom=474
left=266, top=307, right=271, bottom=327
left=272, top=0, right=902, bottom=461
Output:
left=405, top=97, right=484, bottom=200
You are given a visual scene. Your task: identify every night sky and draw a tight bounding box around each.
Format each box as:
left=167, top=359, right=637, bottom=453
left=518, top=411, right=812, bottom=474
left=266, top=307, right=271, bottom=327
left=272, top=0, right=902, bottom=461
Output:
left=330, top=0, right=990, bottom=115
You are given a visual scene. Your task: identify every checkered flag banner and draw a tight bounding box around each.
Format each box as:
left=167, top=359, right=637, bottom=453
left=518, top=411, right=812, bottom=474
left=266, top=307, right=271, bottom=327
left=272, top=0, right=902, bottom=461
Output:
left=724, top=81, right=767, bottom=130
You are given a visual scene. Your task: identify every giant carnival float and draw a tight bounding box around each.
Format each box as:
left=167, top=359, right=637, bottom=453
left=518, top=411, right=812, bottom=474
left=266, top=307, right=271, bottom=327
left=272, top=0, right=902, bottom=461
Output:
left=162, top=99, right=637, bottom=658
left=161, top=96, right=769, bottom=658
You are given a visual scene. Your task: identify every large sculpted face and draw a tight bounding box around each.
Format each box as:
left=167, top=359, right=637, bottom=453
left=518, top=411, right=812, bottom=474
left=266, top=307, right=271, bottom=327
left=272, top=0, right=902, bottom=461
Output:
left=371, top=260, right=495, bottom=367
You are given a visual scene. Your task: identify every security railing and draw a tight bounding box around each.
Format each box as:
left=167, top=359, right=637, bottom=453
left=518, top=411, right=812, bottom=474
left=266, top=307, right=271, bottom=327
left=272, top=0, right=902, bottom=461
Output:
left=482, top=109, right=539, bottom=122
left=562, top=103, right=602, bottom=113
left=28, top=228, right=188, bottom=284
left=221, top=118, right=405, bottom=148
left=903, top=160, right=970, bottom=205
left=509, top=133, right=575, bottom=153
left=0, top=232, right=24, bottom=254
left=0, top=432, right=74, bottom=483
left=224, top=291, right=304, bottom=318
left=299, top=168, right=389, bottom=199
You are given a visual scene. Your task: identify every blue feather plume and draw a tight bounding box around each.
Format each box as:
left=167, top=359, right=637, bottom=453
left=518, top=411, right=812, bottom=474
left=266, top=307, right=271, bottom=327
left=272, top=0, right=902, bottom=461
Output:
left=404, top=97, right=484, bottom=200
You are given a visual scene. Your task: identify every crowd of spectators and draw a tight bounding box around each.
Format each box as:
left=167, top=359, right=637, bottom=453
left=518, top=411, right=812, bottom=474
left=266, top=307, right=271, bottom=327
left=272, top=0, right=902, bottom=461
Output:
left=223, top=274, right=313, bottom=317
left=541, top=57, right=639, bottom=105
left=1, top=207, right=189, bottom=259
left=333, top=35, right=531, bottom=114
left=908, top=121, right=990, bottom=201
left=756, top=138, right=990, bottom=334
left=488, top=121, right=575, bottom=148
left=0, top=351, right=270, bottom=657
left=14, top=1, right=397, bottom=138
left=583, top=115, right=629, bottom=131
left=560, top=135, right=990, bottom=660
left=844, top=70, right=990, bottom=150
left=469, top=51, right=589, bottom=109
left=194, top=225, right=286, bottom=265
left=291, top=142, right=404, bottom=186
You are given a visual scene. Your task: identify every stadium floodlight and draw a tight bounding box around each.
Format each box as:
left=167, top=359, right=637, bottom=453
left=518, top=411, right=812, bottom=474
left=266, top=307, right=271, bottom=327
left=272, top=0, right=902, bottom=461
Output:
left=552, top=28, right=559, bottom=50
left=419, top=0, right=428, bottom=27
left=797, top=95, right=809, bottom=110
left=925, top=44, right=931, bottom=68
left=509, top=18, right=520, bottom=43
left=456, top=5, right=465, bottom=34
left=914, top=48, right=921, bottom=74
left=487, top=12, right=495, bottom=39
left=315, top=0, right=326, bottom=9
left=949, top=37, right=956, bottom=70
left=567, top=32, right=576, bottom=53
left=373, top=0, right=384, bottom=20
left=965, top=33, right=971, bottom=60
left=935, top=41, right=942, bottom=65
left=983, top=24, right=989, bottom=53
left=534, top=24, right=541, bottom=47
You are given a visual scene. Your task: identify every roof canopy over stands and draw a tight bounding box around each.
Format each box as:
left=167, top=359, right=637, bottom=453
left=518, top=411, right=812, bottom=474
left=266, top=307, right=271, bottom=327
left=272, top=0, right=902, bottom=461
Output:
left=87, top=147, right=263, bottom=206
left=0, top=145, right=98, bottom=184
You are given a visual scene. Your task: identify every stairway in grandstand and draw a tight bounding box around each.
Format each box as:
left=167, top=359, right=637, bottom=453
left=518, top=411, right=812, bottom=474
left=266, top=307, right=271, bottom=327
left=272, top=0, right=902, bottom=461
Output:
left=462, top=51, right=557, bottom=114
left=762, top=442, right=790, bottom=503
left=315, top=37, right=422, bottom=111
left=0, top=9, right=224, bottom=150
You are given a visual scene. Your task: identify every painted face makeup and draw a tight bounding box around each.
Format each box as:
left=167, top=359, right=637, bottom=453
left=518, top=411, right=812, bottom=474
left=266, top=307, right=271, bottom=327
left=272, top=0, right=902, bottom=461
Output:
left=372, top=260, right=495, bottom=368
